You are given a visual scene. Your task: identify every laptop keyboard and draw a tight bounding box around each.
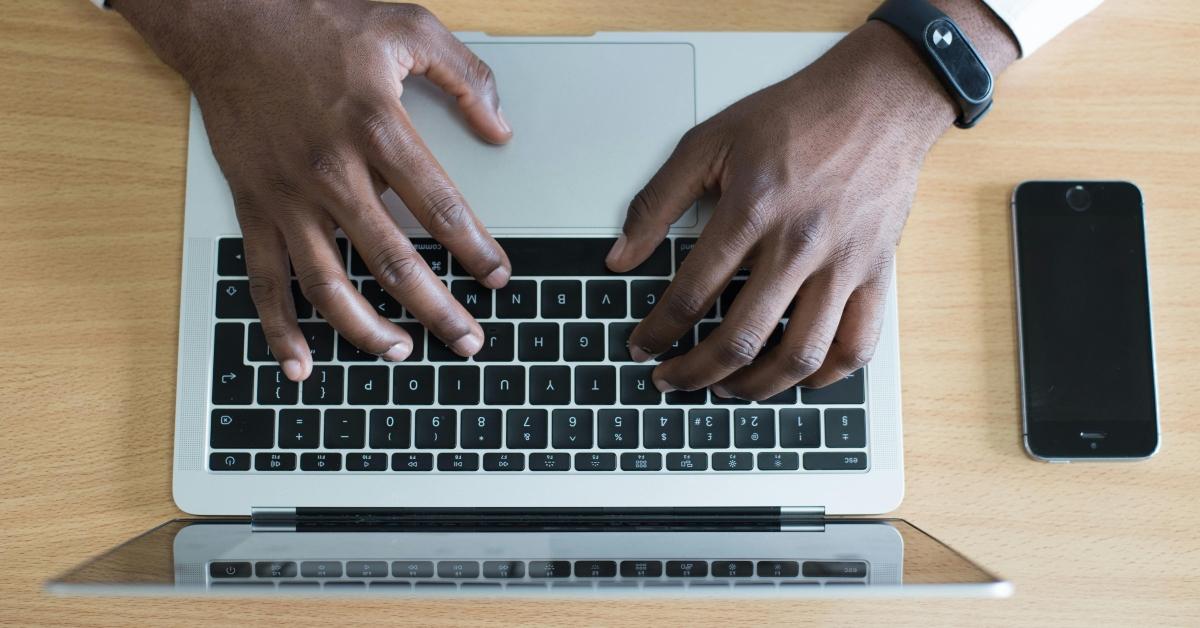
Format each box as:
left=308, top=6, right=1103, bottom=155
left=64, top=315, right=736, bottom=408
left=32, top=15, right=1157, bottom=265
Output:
left=208, top=236, right=869, bottom=474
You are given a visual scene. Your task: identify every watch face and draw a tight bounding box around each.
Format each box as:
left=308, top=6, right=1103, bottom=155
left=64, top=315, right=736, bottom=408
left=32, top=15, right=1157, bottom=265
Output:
left=923, top=19, right=992, bottom=104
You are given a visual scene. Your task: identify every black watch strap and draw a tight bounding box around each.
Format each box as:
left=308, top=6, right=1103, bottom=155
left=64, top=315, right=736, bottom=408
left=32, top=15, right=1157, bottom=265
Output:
left=869, top=0, right=994, bottom=129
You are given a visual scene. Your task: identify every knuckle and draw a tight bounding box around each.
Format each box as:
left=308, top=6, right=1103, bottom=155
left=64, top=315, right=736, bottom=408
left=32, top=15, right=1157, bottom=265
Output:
left=247, top=274, right=284, bottom=308
left=782, top=344, right=827, bottom=380
left=660, top=285, right=710, bottom=328
left=714, top=327, right=765, bottom=369
left=786, top=217, right=826, bottom=250
left=420, top=186, right=471, bottom=232
left=626, top=186, right=659, bottom=226
left=297, top=267, right=348, bottom=307
left=359, top=111, right=398, bottom=158
left=372, top=247, right=425, bottom=295
left=467, top=55, right=497, bottom=94
left=395, top=3, right=437, bottom=29
left=305, top=147, right=347, bottom=186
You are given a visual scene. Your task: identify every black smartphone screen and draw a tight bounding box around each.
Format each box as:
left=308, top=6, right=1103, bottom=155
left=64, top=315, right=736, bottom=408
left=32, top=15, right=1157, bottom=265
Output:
left=1013, top=181, right=1158, bottom=458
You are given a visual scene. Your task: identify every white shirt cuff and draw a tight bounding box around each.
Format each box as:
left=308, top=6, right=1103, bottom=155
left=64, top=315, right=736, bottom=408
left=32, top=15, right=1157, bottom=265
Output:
left=981, top=0, right=1103, bottom=56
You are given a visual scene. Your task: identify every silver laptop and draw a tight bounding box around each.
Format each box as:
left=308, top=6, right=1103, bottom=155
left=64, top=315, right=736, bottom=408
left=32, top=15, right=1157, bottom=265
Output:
left=49, top=32, right=1008, bottom=598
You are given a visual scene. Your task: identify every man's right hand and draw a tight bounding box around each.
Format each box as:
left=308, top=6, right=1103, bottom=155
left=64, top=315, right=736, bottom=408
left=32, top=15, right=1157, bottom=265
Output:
left=114, top=0, right=513, bottom=381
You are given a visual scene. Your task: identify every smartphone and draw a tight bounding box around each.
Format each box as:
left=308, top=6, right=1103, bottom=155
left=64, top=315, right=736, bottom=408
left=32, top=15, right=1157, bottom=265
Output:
left=1012, top=181, right=1159, bottom=461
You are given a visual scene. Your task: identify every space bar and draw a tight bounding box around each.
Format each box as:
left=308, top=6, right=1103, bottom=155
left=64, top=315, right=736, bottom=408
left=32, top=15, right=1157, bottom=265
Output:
left=457, top=238, right=671, bottom=277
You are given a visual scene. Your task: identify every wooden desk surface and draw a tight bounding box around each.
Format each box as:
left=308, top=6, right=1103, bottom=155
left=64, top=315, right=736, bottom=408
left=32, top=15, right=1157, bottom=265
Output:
left=2, top=0, right=1198, bottom=625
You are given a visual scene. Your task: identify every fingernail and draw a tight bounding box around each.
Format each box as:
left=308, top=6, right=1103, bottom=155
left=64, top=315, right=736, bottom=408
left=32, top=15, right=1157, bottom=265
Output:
left=652, top=377, right=676, bottom=393
left=482, top=266, right=510, bottom=289
left=629, top=345, right=654, bottom=363
left=380, top=340, right=412, bottom=362
left=606, top=234, right=627, bottom=267
left=451, top=332, right=484, bottom=357
left=281, top=359, right=306, bottom=382
left=497, top=106, right=512, bottom=135
left=710, top=384, right=732, bottom=399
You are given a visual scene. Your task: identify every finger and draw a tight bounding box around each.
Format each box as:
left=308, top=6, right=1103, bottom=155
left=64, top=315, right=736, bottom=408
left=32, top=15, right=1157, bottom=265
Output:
left=653, top=239, right=811, bottom=394
left=284, top=220, right=414, bottom=361
left=239, top=214, right=312, bottom=382
left=607, top=127, right=714, bottom=272
left=361, top=105, right=511, bottom=290
left=398, top=5, right=512, bottom=144
left=715, top=271, right=856, bottom=400
left=802, top=269, right=890, bottom=388
left=627, top=200, right=753, bottom=362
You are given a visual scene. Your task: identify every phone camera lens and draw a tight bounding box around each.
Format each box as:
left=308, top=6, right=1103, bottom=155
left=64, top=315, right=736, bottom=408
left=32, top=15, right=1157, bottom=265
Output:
left=1065, top=185, right=1091, bottom=211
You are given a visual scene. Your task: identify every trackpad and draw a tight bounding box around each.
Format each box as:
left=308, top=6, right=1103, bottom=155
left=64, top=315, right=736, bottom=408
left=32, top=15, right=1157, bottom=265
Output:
left=386, top=42, right=697, bottom=231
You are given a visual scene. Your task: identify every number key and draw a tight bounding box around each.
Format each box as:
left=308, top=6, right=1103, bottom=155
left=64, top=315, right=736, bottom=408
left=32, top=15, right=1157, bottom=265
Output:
left=415, top=410, right=457, bottom=449
left=779, top=409, right=820, bottom=448
left=688, top=409, right=730, bottom=448
left=734, top=409, right=776, bottom=448
left=460, top=410, right=502, bottom=449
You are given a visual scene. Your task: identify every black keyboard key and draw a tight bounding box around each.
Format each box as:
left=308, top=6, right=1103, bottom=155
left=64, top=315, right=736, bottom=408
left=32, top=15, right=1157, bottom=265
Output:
left=483, top=365, right=525, bottom=405
left=673, top=238, right=696, bottom=270
left=552, top=409, right=594, bottom=449
left=255, top=561, right=298, bottom=578
left=483, top=452, right=525, bottom=471
left=527, top=560, right=571, bottom=578
left=217, top=238, right=246, bottom=276
left=302, top=365, right=343, bottom=405
left=257, top=366, right=298, bottom=405
left=346, top=452, right=388, bottom=471
left=360, top=280, right=402, bottom=319
left=210, top=409, right=274, bottom=449
left=518, top=323, right=559, bottom=361
left=475, top=323, right=514, bottom=362
left=253, top=452, right=295, bottom=471
left=212, top=323, right=253, bottom=405
left=643, top=409, right=684, bottom=449
left=712, top=561, right=753, bottom=578
left=415, top=410, right=456, bottom=449
left=574, top=452, right=616, bottom=471
left=393, top=365, right=434, bottom=405
left=574, top=366, right=615, bottom=405
left=620, top=365, right=661, bottom=405
left=529, top=366, right=570, bottom=405
left=323, top=409, right=365, bottom=449
left=824, top=408, right=867, bottom=448
left=480, top=238, right=669, bottom=277
left=698, top=322, right=719, bottom=342
left=495, top=280, right=537, bottom=318
left=460, top=409, right=502, bottom=449
left=412, top=238, right=448, bottom=276
left=437, top=452, right=479, bottom=471
left=597, top=409, right=638, bottom=449
left=804, top=451, right=868, bottom=471
left=712, top=452, right=754, bottom=471
left=279, top=409, right=319, bottom=448
left=506, top=410, right=548, bottom=449
left=483, top=561, right=526, bottom=578
left=607, top=322, right=637, bottom=362
left=666, top=561, right=708, bottom=577
left=757, top=452, right=800, bottom=471
left=696, top=410, right=729, bottom=449
left=210, top=452, right=250, bottom=471
left=346, top=561, right=388, bottom=577
left=348, top=244, right=370, bottom=277
left=562, top=323, right=605, bottom=361
left=574, top=561, right=617, bottom=577
left=291, top=281, right=314, bottom=319
left=803, top=561, right=868, bottom=578
left=734, top=409, right=776, bottom=448
left=660, top=328, right=695, bottom=361
left=215, top=280, right=257, bottom=318
left=438, top=365, right=480, bottom=405
left=666, top=388, right=707, bottom=405
left=666, top=452, right=708, bottom=471
left=393, top=560, right=435, bottom=577
left=586, top=280, right=627, bottom=318
left=761, top=386, right=797, bottom=405
left=427, top=334, right=468, bottom=361
left=620, top=452, right=662, bottom=471
left=620, top=560, right=663, bottom=577
left=300, top=452, right=342, bottom=471
left=210, top=561, right=252, bottom=578
left=299, top=561, right=343, bottom=577
left=392, top=452, right=433, bottom=471
left=630, top=280, right=669, bottom=319
left=255, top=322, right=332, bottom=362
left=718, top=280, right=746, bottom=317
left=369, top=409, right=411, bottom=449
left=541, top=280, right=582, bottom=318
left=347, top=365, right=389, bottom=405
left=711, top=387, right=750, bottom=405
left=437, top=561, right=480, bottom=578
left=779, top=409, right=821, bottom=448
left=451, top=280, right=492, bottom=318
left=247, top=323, right=273, bottom=361
left=529, top=452, right=570, bottom=471
left=757, top=560, right=800, bottom=577
left=801, top=368, right=866, bottom=405
left=337, top=334, right=378, bottom=362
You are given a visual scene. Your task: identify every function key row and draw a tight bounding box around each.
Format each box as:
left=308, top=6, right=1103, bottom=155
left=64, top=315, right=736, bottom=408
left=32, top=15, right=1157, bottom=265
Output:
left=210, top=407, right=867, bottom=451
left=211, top=559, right=867, bottom=580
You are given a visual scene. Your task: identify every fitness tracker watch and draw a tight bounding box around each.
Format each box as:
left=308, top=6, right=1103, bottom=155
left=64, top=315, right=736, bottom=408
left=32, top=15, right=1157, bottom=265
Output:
left=869, top=0, right=994, bottom=128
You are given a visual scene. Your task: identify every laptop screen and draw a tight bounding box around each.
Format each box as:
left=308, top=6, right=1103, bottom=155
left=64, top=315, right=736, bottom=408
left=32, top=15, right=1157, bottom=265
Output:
left=48, top=518, right=1008, bottom=598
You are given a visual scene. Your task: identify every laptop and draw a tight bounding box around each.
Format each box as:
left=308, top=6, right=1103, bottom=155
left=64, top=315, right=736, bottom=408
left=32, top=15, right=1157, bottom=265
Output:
left=50, top=31, right=1009, bottom=598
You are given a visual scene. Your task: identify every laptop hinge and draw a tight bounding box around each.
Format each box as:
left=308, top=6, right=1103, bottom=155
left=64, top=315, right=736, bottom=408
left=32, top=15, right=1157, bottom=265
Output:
left=250, top=506, right=826, bottom=532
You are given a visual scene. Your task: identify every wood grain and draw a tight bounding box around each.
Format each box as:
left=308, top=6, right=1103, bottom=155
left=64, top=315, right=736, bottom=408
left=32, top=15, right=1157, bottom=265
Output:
left=1, top=0, right=1198, bottom=625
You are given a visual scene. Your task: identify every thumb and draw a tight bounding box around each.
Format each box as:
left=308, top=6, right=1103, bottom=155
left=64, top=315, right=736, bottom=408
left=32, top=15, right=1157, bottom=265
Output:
left=607, top=128, right=711, bottom=272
